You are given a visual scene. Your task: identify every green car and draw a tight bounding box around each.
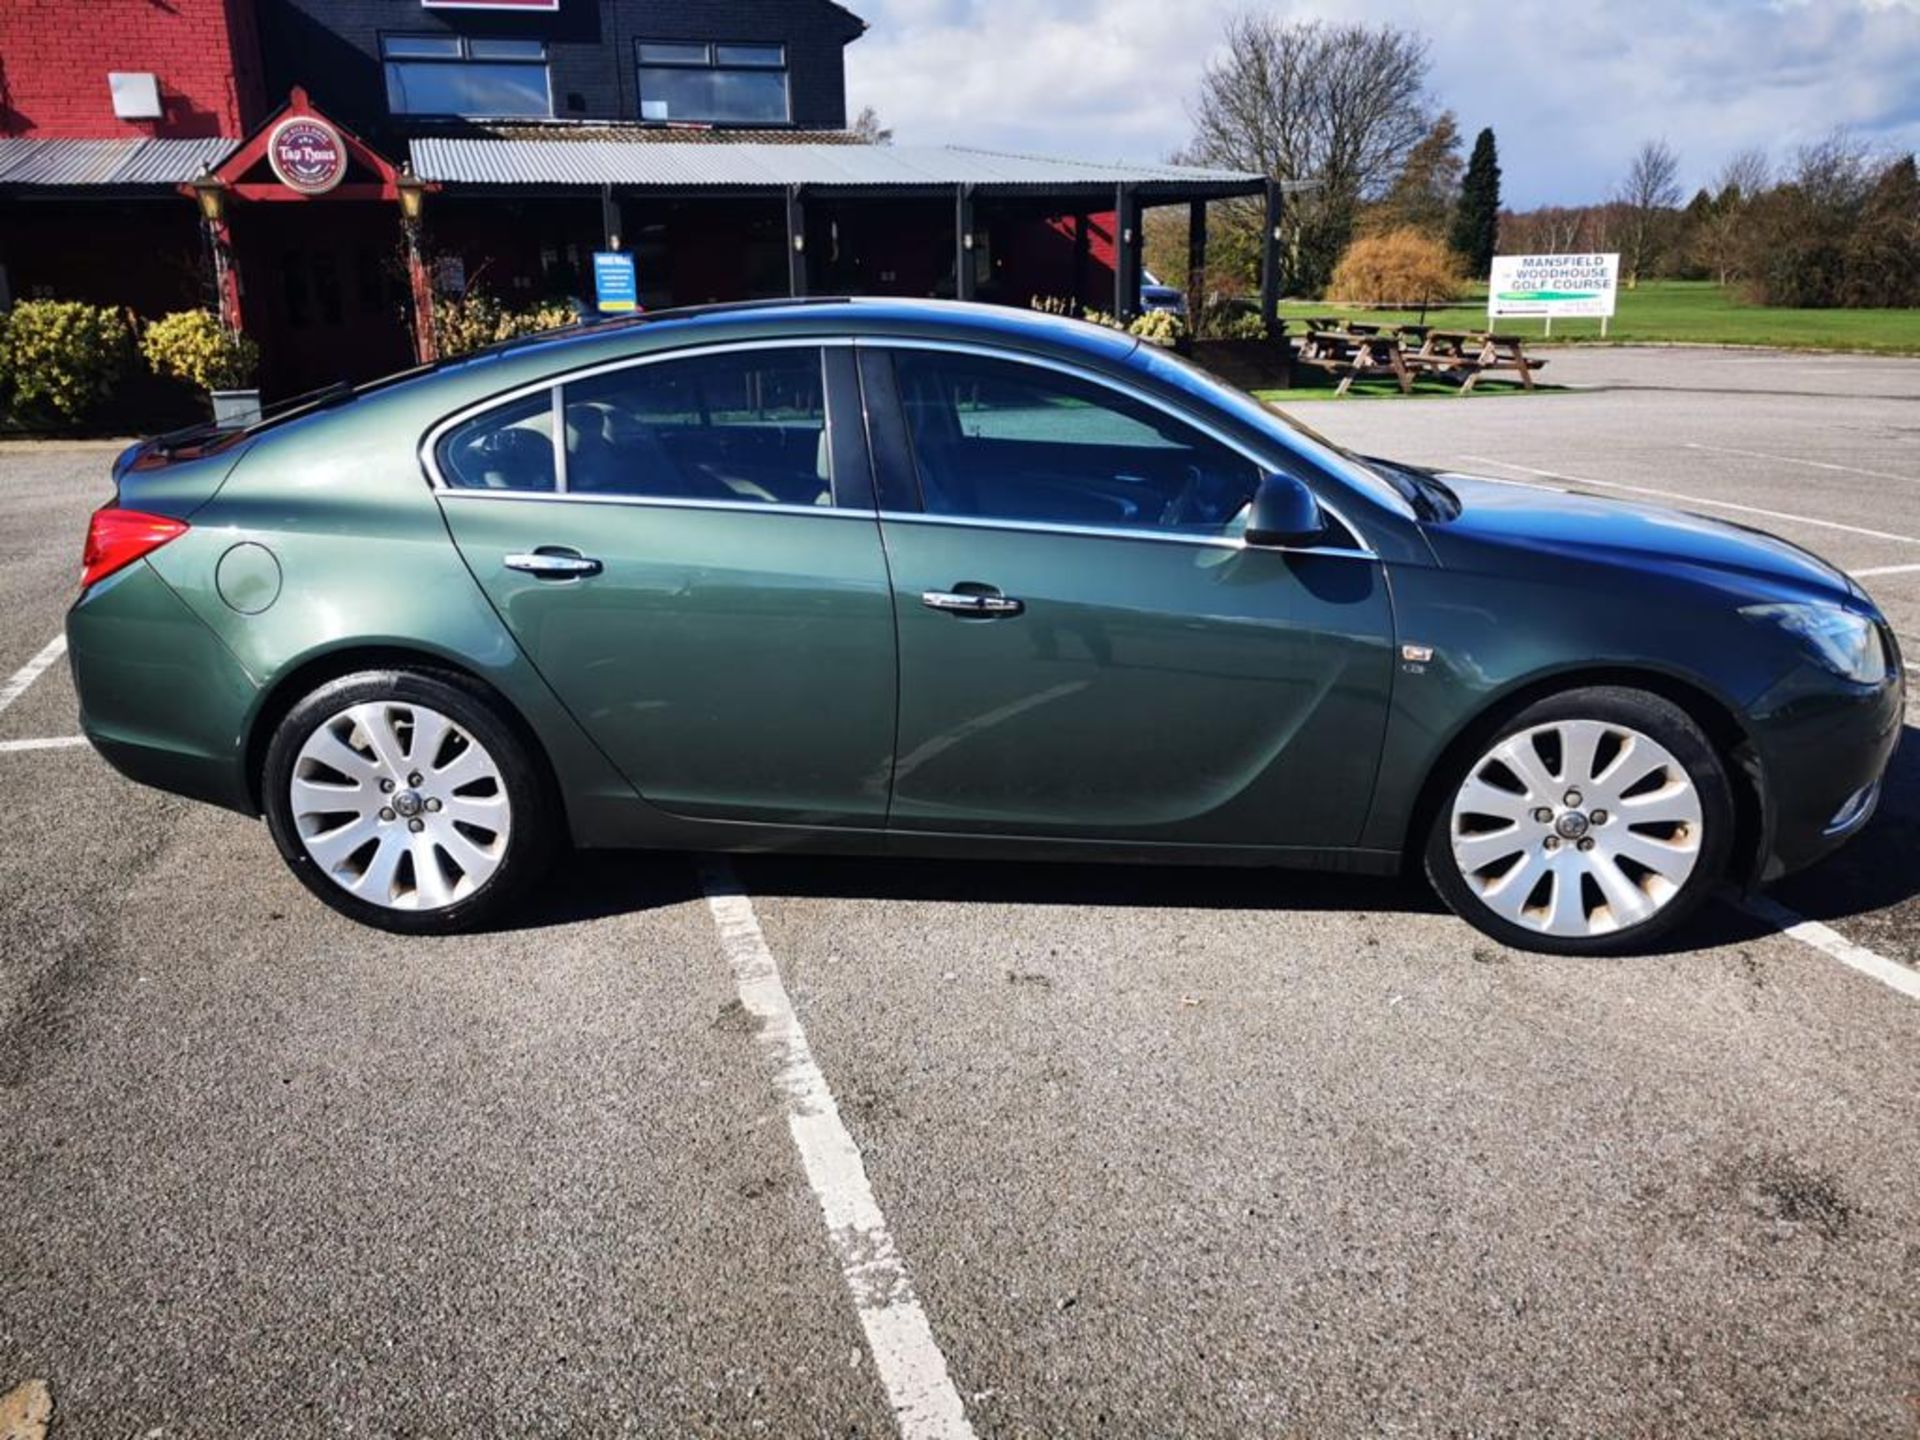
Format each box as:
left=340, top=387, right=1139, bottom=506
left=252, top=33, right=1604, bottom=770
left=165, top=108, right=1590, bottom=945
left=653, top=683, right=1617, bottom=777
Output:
left=68, top=299, right=1902, bottom=954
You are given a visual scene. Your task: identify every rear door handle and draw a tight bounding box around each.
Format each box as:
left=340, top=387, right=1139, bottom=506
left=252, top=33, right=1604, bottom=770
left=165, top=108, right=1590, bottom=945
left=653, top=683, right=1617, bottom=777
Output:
left=505, top=549, right=603, bottom=580
left=922, top=588, right=1024, bottom=618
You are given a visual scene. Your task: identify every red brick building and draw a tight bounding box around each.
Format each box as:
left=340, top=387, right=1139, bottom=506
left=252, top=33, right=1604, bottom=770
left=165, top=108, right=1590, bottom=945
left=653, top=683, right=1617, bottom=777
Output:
left=0, top=0, right=263, bottom=140
left=1, top=1, right=1271, bottom=404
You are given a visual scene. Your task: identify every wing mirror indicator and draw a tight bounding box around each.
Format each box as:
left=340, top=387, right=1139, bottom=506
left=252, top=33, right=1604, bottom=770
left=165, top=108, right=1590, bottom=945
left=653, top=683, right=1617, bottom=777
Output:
left=1243, top=472, right=1326, bottom=549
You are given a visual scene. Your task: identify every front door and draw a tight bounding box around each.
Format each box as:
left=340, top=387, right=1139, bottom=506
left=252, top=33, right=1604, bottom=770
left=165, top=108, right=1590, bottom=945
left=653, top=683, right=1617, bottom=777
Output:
left=435, top=343, right=897, bottom=826
left=866, top=345, right=1396, bottom=846
left=238, top=203, right=415, bottom=398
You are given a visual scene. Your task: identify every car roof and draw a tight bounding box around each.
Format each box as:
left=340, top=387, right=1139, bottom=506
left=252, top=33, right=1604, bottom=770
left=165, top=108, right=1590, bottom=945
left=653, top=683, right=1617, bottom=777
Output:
left=238, top=297, right=1148, bottom=458
left=420, top=296, right=1143, bottom=386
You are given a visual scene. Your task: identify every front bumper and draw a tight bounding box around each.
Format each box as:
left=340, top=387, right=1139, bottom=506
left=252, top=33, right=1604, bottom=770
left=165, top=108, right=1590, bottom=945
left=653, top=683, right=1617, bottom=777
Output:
left=67, top=559, right=260, bottom=815
left=1748, top=644, right=1905, bottom=883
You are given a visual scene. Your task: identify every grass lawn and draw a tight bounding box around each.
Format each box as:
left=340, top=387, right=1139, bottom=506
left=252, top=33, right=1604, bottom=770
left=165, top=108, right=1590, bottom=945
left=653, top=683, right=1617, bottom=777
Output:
left=1276, top=280, right=1920, bottom=355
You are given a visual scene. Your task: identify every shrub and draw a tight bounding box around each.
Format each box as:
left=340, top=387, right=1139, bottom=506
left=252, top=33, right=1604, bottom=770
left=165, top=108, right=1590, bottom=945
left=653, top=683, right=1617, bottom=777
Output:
left=1194, top=296, right=1269, bottom=341
left=1327, top=228, right=1466, bottom=307
left=1127, top=309, right=1187, bottom=346
left=140, top=310, right=259, bottom=392
left=1218, top=309, right=1269, bottom=340
left=1030, top=295, right=1141, bottom=333
left=433, top=288, right=575, bottom=358
left=0, top=300, right=133, bottom=424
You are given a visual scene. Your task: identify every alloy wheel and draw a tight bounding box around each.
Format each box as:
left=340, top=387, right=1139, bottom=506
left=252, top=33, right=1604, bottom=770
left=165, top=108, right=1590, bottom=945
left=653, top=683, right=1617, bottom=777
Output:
left=289, top=700, right=512, bottom=911
left=1449, top=717, right=1704, bottom=939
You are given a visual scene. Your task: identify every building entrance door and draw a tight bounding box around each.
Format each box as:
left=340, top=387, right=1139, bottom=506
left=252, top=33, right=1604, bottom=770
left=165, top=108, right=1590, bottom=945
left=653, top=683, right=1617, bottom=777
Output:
left=238, top=202, right=416, bottom=399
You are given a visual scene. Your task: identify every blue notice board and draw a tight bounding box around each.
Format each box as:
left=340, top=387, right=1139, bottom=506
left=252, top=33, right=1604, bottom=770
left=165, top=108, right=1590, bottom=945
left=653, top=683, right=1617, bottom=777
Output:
left=593, top=251, right=638, bottom=313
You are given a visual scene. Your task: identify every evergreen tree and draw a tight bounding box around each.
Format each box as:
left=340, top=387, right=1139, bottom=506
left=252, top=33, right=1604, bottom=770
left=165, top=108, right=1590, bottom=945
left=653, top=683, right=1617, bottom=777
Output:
left=1451, top=127, right=1501, bottom=276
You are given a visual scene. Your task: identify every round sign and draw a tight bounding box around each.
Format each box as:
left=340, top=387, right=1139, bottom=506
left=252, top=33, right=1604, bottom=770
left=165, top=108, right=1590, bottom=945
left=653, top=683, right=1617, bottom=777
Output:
left=267, top=115, right=347, bottom=195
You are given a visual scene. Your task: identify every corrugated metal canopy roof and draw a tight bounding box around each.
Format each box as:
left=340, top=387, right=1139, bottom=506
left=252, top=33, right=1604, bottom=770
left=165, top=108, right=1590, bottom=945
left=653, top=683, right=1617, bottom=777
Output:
left=0, top=137, right=236, bottom=188
left=403, top=121, right=868, bottom=146
left=408, top=138, right=1263, bottom=194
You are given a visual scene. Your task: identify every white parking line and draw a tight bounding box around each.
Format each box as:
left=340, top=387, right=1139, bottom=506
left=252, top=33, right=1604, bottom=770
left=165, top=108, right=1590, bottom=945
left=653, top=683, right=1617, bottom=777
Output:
left=1684, top=441, right=1919, bottom=486
left=1850, top=563, right=1920, bottom=579
left=0, top=633, right=67, bottom=716
left=1457, top=455, right=1920, bottom=546
left=1742, top=895, right=1920, bottom=1002
left=0, top=736, right=86, bottom=754
left=698, top=859, right=976, bottom=1440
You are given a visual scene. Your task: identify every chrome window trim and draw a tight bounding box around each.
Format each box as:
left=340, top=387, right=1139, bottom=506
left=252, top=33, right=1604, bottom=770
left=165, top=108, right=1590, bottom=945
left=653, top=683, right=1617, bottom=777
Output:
left=418, top=332, right=1376, bottom=559
left=861, top=337, right=1378, bottom=558
left=874, top=508, right=1376, bottom=560
left=419, top=337, right=850, bottom=502
left=437, top=489, right=875, bottom=520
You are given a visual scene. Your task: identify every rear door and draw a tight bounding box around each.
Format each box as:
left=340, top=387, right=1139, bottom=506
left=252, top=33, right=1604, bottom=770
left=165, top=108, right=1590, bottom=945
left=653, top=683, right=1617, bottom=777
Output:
left=433, top=342, right=897, bottom=826
left=863, top=343, right=1396, bottom=847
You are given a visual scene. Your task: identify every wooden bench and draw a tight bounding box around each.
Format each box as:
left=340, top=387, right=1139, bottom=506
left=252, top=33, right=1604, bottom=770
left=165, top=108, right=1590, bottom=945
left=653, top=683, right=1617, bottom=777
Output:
left=1293, top=329, right=1413, bottom=397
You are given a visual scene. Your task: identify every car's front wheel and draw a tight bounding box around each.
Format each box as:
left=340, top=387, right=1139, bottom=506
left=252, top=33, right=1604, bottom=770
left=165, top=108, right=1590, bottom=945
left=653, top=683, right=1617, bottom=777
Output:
left=263, top=669, right=554, bottom=933
left=1425, top=686, right=1734, bottom=955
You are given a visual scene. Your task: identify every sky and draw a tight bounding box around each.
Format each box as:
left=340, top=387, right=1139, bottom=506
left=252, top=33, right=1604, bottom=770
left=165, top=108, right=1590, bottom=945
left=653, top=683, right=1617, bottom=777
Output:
left=841, top=0, right=1920, bottom=208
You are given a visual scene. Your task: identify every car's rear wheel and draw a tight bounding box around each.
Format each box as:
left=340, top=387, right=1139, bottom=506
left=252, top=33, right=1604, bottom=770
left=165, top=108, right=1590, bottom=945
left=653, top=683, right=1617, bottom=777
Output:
left=263, top=670, right=554, bottom=933
left=1424, top=686, right=1734, bottom=955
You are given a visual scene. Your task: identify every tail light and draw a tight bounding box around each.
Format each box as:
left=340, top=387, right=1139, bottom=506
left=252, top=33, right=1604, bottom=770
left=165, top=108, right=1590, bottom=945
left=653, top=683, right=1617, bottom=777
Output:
left=81, top=507, right=189, bottom=590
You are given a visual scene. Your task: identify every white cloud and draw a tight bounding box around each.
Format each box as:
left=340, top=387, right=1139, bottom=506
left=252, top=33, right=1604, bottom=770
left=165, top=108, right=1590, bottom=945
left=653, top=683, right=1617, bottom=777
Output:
left=843, top=0, right=1920, bottom=206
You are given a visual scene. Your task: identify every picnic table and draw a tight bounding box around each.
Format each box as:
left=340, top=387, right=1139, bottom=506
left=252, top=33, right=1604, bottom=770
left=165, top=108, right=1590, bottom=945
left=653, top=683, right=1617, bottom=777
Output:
left=1403, top=329, right=1548, bottom=393
left=1277, top=319, right=1550, bottom=397
left=1292, top=328, right=1413, bottom=397
left=1302, top=316, right=1389, bottom=336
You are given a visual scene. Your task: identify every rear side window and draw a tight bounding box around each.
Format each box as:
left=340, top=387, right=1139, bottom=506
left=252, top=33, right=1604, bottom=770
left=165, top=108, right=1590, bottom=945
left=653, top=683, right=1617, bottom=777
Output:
left=890, top=350, right=1261, bottom=535
left=437, top=390, right=557, bottom=492
left=562, top=347, right=830, bottom=506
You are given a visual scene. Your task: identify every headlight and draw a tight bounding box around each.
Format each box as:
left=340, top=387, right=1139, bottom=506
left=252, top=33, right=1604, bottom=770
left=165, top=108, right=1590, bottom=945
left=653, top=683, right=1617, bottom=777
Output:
left=1740, top=601, right=1887, bottom=683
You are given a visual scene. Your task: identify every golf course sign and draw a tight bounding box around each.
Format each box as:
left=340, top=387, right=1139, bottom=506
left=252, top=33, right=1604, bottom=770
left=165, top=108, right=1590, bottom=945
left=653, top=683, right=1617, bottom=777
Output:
left=1488, top=253, right=1619, bottom=319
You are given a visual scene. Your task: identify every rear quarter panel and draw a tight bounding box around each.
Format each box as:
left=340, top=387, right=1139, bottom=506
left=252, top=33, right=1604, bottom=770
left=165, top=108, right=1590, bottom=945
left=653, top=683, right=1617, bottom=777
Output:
left=142, top=375, right=647, bottom=842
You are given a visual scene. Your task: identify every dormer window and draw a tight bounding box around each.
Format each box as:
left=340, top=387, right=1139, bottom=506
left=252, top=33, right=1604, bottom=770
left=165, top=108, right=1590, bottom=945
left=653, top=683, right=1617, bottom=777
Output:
left=383, top=34, right=552, bottom=118
left=636, top=41, right=790, bottom=125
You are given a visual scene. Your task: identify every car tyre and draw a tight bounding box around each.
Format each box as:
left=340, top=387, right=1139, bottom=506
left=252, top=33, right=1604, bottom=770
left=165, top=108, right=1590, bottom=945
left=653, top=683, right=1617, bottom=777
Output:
left=1424, top=686, right=1735, bottom=956
left=263, top=669, right=556, bottom=934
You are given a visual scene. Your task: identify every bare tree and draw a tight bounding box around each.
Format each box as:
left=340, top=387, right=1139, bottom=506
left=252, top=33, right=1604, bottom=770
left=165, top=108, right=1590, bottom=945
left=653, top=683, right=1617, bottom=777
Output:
left=1183, top=15, right=1434, bottom=294
left=1692, top=147, right=1770, bottom=285
left=1717, top=147, right=1770, bottom=202
left=850, top=105, right=893, bottom=146
left=1788, top=129, right=1875, bottom=212
left=1615, top=139, right=1682, bottom=286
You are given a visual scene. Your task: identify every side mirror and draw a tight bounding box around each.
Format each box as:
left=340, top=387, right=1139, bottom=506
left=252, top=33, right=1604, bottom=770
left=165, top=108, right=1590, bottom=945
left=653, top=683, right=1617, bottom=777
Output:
left=1243, top=472, right=1326, bottom=549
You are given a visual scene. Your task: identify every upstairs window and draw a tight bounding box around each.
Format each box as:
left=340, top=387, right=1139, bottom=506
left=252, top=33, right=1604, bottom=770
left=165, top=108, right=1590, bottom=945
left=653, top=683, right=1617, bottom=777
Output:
left=383, top=34, right=551, bottom=118
left=636, top=41, right=789, bottom=125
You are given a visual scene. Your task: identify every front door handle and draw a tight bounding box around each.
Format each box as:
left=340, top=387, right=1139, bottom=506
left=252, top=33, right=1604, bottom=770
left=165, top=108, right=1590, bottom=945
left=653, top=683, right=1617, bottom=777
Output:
left=505, top=548, right=603, bottom=580
left=922, top=587, right=1024, bottom=618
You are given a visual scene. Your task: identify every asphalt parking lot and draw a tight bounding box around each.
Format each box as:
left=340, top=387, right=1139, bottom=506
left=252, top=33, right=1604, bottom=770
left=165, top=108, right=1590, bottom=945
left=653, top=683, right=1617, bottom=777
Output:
left=3, top=345, right=1919, bottom=1437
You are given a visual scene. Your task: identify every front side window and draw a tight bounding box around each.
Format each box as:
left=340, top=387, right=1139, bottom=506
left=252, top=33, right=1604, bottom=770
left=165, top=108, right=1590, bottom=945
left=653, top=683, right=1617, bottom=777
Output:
left=439, top=391, right=557, bottom=492
left=889, top=351, right=1263, bottom=535
left=636, top=40, right=789, bottom=125
left=383, top=33, right=551, bottom=118
left=562, top=348, right=830, bottom=506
